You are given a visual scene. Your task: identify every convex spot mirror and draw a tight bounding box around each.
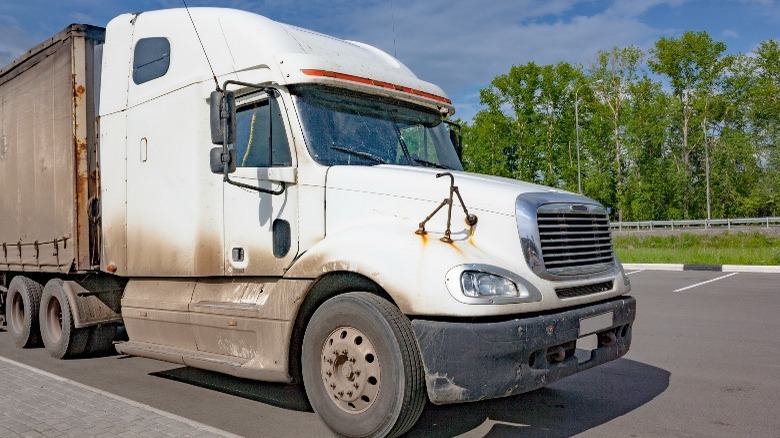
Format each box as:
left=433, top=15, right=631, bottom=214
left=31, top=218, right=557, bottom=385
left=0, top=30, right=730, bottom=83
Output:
left=210, top=147, right=237, bottom=174
left=210, top=90, right=236, bottom=145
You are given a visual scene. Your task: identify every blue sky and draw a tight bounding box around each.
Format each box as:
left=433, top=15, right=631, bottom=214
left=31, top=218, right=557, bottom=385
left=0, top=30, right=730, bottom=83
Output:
left=1, top=0, right=778, bottom=121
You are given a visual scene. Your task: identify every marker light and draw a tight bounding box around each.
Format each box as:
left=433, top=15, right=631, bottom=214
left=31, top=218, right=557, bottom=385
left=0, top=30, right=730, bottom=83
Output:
left=301, top=69, right=452, bottom=104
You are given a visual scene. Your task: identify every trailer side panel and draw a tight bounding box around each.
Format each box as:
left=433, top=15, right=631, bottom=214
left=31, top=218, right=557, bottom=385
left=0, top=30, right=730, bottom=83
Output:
left=0, top=25, right=104, bottom=274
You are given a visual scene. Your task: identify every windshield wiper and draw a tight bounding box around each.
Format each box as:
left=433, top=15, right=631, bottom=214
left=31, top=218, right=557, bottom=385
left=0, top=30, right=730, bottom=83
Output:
left=330, top=145, right=388, bottom=164
left=412, top=157, right=451, bottom=169
left=388, top=112, right=413, bottom=165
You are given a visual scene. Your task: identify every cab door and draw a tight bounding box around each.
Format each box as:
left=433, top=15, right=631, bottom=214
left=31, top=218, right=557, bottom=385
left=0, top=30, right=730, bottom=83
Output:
left=222, top=90, right=299, bottom=275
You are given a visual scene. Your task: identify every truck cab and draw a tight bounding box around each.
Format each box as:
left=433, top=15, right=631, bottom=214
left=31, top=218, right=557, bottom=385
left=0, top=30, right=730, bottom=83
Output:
left=1, top=8, right=634, bottom=438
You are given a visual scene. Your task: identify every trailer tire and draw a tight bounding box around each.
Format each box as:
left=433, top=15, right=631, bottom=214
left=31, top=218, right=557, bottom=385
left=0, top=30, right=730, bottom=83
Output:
left=302, top=292, right=426, bottom=438
left=39, top=279, right=88, bottom=359
left=6, top=276, right=44, bottom=348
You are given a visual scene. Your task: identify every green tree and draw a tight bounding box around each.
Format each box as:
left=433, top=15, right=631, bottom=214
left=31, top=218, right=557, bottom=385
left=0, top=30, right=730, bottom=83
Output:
left=623, top=77, right=675, bottom=220
left=462, top=34, right=779, bottom=221
left=649, top=31, right=728, bottom=219
left=464, top=62, right=584, bottom=189
left=589, top=46, right=644, bottom=221
left=537, top=62, right=582, bottom=188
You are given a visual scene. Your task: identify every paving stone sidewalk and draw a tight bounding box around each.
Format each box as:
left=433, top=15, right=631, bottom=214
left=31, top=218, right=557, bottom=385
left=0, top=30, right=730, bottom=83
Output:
left=0, top=357, right=242, bottom=438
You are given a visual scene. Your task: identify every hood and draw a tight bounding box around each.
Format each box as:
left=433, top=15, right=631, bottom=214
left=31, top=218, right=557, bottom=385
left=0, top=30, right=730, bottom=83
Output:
left=325, top=165, right=580, bottom=216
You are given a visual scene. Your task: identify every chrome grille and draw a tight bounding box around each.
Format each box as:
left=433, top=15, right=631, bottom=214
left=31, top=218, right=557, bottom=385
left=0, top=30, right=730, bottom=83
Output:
left=536, top=204, right=614, bottom=275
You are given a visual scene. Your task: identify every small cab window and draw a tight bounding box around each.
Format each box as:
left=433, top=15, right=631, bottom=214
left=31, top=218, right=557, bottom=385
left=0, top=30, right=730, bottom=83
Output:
left=133, top=37, right=170, bottom=85
left=233, top=93, right=291, bottom=167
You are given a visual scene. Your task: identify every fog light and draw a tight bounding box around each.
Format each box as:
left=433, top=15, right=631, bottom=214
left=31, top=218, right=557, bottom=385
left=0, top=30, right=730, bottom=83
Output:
left=460, top=271, right=519, bottom=298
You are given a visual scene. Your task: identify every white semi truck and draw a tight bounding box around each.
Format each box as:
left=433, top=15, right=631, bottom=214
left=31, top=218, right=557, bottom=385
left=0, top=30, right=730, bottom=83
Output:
left=0, top=8, right=635, bottom=437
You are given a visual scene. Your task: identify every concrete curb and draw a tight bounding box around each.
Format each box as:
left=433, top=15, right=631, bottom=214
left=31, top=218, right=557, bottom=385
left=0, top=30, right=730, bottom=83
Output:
left=623, top=263, right=780, bottom=274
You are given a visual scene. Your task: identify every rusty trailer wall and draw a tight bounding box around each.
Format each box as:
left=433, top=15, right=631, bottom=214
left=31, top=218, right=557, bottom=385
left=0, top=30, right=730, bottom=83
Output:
left=0, top=24, right=105, bottom=274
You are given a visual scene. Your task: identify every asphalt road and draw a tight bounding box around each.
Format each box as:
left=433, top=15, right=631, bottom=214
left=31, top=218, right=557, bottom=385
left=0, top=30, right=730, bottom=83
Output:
left=1, top=270, right=778, bottom=437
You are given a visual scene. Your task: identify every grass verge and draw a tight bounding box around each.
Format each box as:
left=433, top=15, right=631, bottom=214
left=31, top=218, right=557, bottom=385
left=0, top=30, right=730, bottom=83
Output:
left=613, top=231, right=780, bottom=265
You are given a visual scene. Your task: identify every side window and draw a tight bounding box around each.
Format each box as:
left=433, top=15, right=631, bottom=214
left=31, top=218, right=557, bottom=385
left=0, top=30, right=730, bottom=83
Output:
left=133, top=37, right=170, bottom=85
left=233, top=95, right=291, bottom=167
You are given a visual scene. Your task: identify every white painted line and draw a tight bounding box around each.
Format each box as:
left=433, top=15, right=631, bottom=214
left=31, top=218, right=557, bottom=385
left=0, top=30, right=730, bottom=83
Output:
left=723, top=265, right=780, bottom=274
left=623, top=263, right=684, bottom=271
left=623, top=263, right=780, bottom=273
left=625, top=269, right=645, bottom=276
left=0, top=355, right=244, bottom=438
left=673, top=273, right=739, bottom=293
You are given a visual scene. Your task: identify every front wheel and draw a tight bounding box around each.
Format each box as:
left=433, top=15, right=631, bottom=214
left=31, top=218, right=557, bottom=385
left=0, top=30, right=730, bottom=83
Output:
left=302, top=292, right=426, bottom=438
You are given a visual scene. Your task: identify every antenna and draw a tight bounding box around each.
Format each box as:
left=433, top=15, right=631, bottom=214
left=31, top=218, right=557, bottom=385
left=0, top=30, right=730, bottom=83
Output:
left=182, top=0, right=220, bottom=90
left=390, top=0, right=397, bottom=58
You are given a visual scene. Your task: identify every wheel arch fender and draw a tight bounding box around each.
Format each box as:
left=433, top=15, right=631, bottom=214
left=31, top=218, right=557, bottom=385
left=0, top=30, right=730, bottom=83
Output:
left=285, top=222, right=484, bottom=314
left=286, top=270, right=396, bottom=383
left=57, top=280, right=123, bottom=329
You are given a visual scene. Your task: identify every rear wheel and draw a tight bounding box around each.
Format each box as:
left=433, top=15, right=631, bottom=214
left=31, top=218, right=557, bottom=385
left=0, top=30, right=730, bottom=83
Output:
left=302, top=292, right=426, bottom=438
left=39, top=279, right=88, bottom=358
left=5, top=276, right=43, bottom=348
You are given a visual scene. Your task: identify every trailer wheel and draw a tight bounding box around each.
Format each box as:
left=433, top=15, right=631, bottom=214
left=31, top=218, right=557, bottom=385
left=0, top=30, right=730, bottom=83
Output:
left=302, top=292, right=426, bottom=438
left=5, top=276, right=43, bottom=348
left=39, top=279, right=88, bottom=358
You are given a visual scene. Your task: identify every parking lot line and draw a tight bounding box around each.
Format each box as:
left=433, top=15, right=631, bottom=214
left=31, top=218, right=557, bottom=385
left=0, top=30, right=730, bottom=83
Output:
left=673, top=272, right=739, bottom=293
left=625, top=270, right=645, bottom=275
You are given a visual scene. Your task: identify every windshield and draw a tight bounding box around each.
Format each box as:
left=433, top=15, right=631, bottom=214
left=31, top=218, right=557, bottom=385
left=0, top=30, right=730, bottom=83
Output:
left=291, top=85, right=463, bottom=170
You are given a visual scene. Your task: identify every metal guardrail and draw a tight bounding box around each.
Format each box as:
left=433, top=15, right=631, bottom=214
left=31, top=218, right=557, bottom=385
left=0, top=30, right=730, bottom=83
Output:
left=610, top=217, right=780, bottom=231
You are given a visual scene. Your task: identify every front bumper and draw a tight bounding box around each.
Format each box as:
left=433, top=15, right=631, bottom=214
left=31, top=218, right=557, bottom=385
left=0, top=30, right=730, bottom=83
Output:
left=411, top=296, right=636, bottom=404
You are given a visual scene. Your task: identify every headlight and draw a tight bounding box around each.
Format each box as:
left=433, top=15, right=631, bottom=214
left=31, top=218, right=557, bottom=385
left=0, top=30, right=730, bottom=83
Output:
left=445, top=264, right=543, bottom=304
left=460, top=271, right=518, bottom=297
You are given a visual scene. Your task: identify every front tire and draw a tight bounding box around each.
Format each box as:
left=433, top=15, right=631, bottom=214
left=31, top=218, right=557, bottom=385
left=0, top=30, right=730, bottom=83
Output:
left=302, top=293, right=426, bottom=438
left=5, top=276, right=43, bottom=348
left=39, top=279, right=88, bottom=358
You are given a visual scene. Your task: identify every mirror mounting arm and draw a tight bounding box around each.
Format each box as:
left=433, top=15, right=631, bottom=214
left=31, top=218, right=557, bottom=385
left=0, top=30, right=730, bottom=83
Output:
left=212, top=80, right=286, bottom=196
left=223, top=174, right=286, bottom=195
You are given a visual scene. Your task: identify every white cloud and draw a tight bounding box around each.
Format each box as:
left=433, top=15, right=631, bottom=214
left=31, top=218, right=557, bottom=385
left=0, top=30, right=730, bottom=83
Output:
left=738, top=0, right=774, bottom=5
left=332, top=1, right=661, bottom=91
left=71, top=12, right=94, bottom=24
left=0, top=18, right=36, bottom=68
left=605, top=0, right=688, bottom=18
left=7, top=0, right=772, bottom=122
